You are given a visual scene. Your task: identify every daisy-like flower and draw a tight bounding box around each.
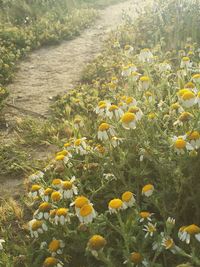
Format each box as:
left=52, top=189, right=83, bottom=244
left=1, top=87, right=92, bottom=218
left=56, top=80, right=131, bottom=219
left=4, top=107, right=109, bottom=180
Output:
left=180, top=57, right=192, bottom=69
left=128, top=106, right=143, bottom=121
left=28, top=171, right=44, bottom=182
left=52, top=179, right=63, bottom=189
left=55, top=150, right=72, bottom=164
left=122, top=64, right=137, bottom=77
left=172, top=136, right=193, bottom=154
left=74, top=116, right=84, bottom=129
left=29, top=219, right=48, bottom=238
left=162, top=237, right=175, bottom=250
left=179, top=224, right=200, bottom=244
left=121, top=191, right=135, bottom=208
left=55, top=208, right=70, bottom=225
left=106, top=104, right=123, bottom=120
left=139, top=211, right=153, bottom=222
left=97, top=122, right=115, bottom=141
left=174, top=112, right=193, bottom=126
left=95, top=101, right=110, bottom=116
left=143, top=222, right=157, bottom=238
left=77, top=204, right=96, bottom=224
left=0, top=239, right=5, bottom=250
left=178, top=89, right=196, bottom=107
left=42, top=188, right=54, bottom=202
left=121, top=112, right=137, bottom=129
left=170, top=102, right=184, bottom=114
left=142, top=184, right=154, bottom=197
left=187, top=131, right=200, bottom=149
left=108, top=198, right=126, bottom=214
left=60, top=177, right=78, bottom=199
left=192, top=73, right=200, bottom=83
left=129, top=252, right=143, bottom=265
left=29, top=184, right=43, bottom=198
left=71, top=196, right=90, bottom=215
left=144, top=91, right=153, bottom=102
left=111, top=136, right=123, bottom=148
left=51, top=191, right=62, bottom=202
left=130, top=71, right=141, bottom=81
left=74, top=137, right=87, bottom=155
left=34, top=202, right=52, bottom=220
left=43, top=257, right=63, bottom=267
left=139, top=76, right=150, bottom=91
left=87, top=235, right=107, bottom=252
left=48, top=238, right=65, bottom=256
left=125, top=96, right=137, bottom=107
left=138, top=48, right=153, bottom=63
left=185, top=81, right=197, bottom=93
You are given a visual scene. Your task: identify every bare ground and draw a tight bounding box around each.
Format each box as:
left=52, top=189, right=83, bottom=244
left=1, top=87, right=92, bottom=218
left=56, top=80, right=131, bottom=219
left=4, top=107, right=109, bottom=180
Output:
left=1, top=0, right=134, bottom=197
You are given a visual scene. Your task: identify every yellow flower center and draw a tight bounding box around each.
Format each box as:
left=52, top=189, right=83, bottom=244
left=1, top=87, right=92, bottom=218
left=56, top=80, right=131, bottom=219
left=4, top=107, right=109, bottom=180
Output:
left=130, top=252, right=142, bottom=264
left=140, top=76, right=150, bottom=82
left=75, top=196, right=89, bottom=208
left=182, top=91, right=195, bottom=100
left=98, top=123, right=110, bottom=131
left=171, top=103, right=180, bottom=110
left=64, top=142, right=71, bottom=148
left=178, top=88, right=191, bottom=97
left=31, top=220, right=43, bottom=231
left=184, top=224, right=200, bottom=235
left=99, top=103, right=107, bottom=109
left=55, top=155, right=65, bottom=161
left=140, top=211, right=150, bottom=218
left=79, top=204, right=93, bottom=217
left=128, top=106, right=139, bottom=113
left=109, top=105, right=118, bottom=111
left=182, top=57, right=190, bottom=62
left=39, top=202, right=51, bottom=212
left=192, top=73, right=200, bottom=79
left=49, top=240, right=60, bottom=252
left=174, top=138, right=186, bottom=149
left=122, top=191, right=133, bottom=202
left=121, top=112, right=136, bottom=123
left=43, top=257, right=58, bottom=267
left=164, top=238, right=174, bottom=249
left=62, top=181, right=73, bottom=190
left=126, top=97, right=134, bottom=104
left=185, top=82, right=195, bottom=88
left=187, top=131, right=200, bottom=140
left=56, top=150, right=68, bottom=156
left=98, top=101, right=106, bottom=107
left=88, top=235, right=107, bottom=250
left=179, top=112, right=193, bottom=122
left=51, top=191, right=62, bottom=202
left=74, top=139, right=82, bottom=146
left=52, top=179, right=62, bottom=186
left=44, top=188, right=53, bottom=196
left=31, top=184, right=41, bottom=192
left=109, top=199, right=123, bottom=209
left=142, top=184, right=154, bottom=193
left=56, top=208, right=68, bottom=216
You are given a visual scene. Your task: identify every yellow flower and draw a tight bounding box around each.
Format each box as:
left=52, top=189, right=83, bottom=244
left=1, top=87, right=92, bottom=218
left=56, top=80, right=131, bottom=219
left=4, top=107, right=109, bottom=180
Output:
left=78, top=204, right=96, bottom=224
left=43, top=257, right=59, bottom=267
left=51, top=191, right=62, bottom=202
left=121, top=112, right=136, bottom=129
left=88, top=235, right=107, bottom=251
left=130, top=252, right=142, bottom=264
left=121, top=191, right=135, bottom=208
left=55, top=208, right=70, bottom=225
left=142, top=184, right=154, bottom=197
left=108, top=198, right=125, bottom=213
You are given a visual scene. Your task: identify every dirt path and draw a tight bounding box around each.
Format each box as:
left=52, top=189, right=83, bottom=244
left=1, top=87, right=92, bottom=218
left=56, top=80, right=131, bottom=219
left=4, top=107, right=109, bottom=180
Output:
left=6, top=0, right=134, bottom=117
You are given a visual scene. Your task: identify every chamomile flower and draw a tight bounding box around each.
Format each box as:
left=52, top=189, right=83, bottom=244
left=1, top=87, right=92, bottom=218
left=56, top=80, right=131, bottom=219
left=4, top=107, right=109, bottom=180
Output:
left=161, top=237, right=175, bottom=250
left=128, top=106, right=143, bottom=121
left=74, top=116, right=84, bottom=129
left=185, top=81, right=197, bottom=93
left=180, top=57, right=192, bottom=69
left=55, top=150, right=72, bottom=164
left=60, top=177, right=78, bottom=199
left=88, top=235, right=107, bottom=251
left=121, top=191, right=135, bottom=208
left=51, top=191, right=62, bottom=202
left=29, top=219, right=48, bottom=238
left=139, top=48, right=153, bottom=63
left=97, top=123, right=115, bottom=141
left=129, top=252, right=143, bottom=265
left=77, top=204, right=96, bottom=224
left=178, top=89, right=196, bottom=107
left=187, top=131, right=200, bottom=149
left=71, top=196, right=90, bottom=215
left=125, top=96, right=137, bottom=107
left=174, top=112, right=193, bottom=126
left=179, top=224, right=200, bottom=244
left=95, top=101, right=110, bottom=116
left=143, top=222, right=157, bottom=238
left=52, top=179, right=63, bottom=189
left=74, top=137, right=87, bottom=155
left=29, top=184, right=44, bottom=198
left=170, top=102, right=184, bottom=114
left=139, top=76, right=150, bottom=90
left=28, top=171, right=44, bottom=182
left=111, top=136, right=123, bottom=147
left=55, top=208, right=70, bottom=225
left=108, top=198, right=126, bottom=213
left=106, top=104, right=123, bottom=120
left=142, top=184, right=154, bottom=197
left=34, top=202, right=52, bottom=220
left=130, top=71, right=141, bottom=81
left=48, top=238, right=65, bottom=256
left=122, top=64, right=137, bottom=77
left=172, top=136, right=193, bottom=154
left=121, top=112, right=137, bottom=129
left=139, top=211, right=153, bottom=222
left=192, top=73, right=200, bottom=83
left=43, top=188, right=54, bottom=202
left=43, top=257, right=63, bottom=267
